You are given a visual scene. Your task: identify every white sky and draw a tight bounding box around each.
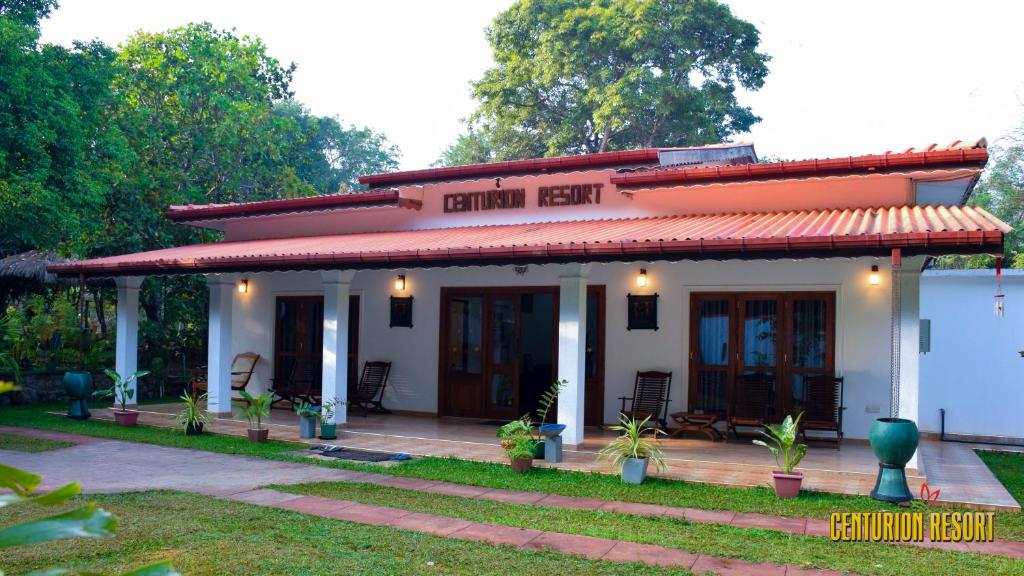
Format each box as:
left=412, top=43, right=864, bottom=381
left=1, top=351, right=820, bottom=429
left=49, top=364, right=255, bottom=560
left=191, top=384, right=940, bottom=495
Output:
left=40, top=0, right=1024, bottom=170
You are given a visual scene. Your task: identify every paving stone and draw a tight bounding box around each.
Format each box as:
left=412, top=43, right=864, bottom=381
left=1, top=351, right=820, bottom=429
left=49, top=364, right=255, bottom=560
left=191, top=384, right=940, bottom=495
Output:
left=450, top=522, right=543, bottom=547
left=522, top=531, right=617, bottom=559
left=477, top=488, right=547, bottom=505
left=683, top=507, right=736, bottom=524
left=601, top=541, right=698, bottom=568
left=535, top=493, right=607, bottom=510
left=327, top=502, right=411, bottom=525
left=967, top=540, right=1024, bottom=558
left=691, top=555, right=787, bottom=576
left=276, top=495, right=355, bottom=516
left=387, top=511, right=475, bottom=536
left=731, top=512, right=807, bottom=533
left=424, top=482, right=492, bottom=498
left=599, top=500, right=687, bottom=518
left=224, top=489, right=305, bottom=506
left=803, top=519, right=834, bottom=538
left=373, top=476, right=440, bottom=491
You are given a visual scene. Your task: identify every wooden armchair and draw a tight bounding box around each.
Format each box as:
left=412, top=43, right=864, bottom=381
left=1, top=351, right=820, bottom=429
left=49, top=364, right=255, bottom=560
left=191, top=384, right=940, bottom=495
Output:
left=727, top=372, right=775, bottom=439
left=191, top=352, right=260, bottom=397
left=270, top=358, right=319, bottom=408
left=618, top=370, right=672, bottom=429
left=348, top=361, right=392, bottom=416
left=799, top=375, right=845, bottom=449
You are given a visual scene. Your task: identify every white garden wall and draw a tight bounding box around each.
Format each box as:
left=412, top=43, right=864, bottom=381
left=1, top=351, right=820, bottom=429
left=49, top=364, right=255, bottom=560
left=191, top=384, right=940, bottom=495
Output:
left=919, top=269, right=1024, bottom=440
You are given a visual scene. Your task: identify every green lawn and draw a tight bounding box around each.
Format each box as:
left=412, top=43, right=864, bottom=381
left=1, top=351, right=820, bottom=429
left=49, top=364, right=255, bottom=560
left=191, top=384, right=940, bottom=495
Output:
left=0, top=491, right=686, bottom=576
left=275, top=480, right=1024, bottom=576
left=0, top=431, right=74, bottom=452
left=2, top=403, right=1022, bottom=540
left=979, top=450, right=1024, bottom=506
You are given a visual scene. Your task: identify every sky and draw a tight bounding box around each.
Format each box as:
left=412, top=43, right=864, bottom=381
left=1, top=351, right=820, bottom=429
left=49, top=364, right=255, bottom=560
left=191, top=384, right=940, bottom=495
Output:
left=39, top=0, right=1024, bottom=171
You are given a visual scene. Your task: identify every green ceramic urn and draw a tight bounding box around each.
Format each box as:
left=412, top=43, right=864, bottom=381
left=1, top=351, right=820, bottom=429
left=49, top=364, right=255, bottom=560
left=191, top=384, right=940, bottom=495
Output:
left=63, top=370, right=94, bottom=420
left=868, top=417, right=919, bottom=503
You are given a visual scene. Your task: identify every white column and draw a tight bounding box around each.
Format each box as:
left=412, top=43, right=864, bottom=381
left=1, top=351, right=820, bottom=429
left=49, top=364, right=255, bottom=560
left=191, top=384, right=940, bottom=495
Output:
left=206, top=275, right=235, bottom=414
left=322, top=270, right=356, bottom=425
left=897, top=266, right=922, bottom=469
left=114, top=277, right=143, bottom=406
left=557, top=263, right=589, bottom=445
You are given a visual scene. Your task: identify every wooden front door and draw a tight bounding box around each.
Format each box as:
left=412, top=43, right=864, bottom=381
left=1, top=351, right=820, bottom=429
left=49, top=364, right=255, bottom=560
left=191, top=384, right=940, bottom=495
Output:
left=274, top=295, right=360, bottom=396
left=585, top=286, right=606, bottom=426
left=688, top=292, right=835, bottom=422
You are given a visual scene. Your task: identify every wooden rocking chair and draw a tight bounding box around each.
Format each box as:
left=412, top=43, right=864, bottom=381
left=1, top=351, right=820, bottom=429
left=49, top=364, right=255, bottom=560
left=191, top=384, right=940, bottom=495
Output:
left=799, top=375, right=845, bottom=449
left=618, top=370, right=672, bottom=429
left=191, top=352, right=260, bottom=397
left=727, top=372, right=775, bottom=440
left=270, top=358, right=319, bottom=408
left=348, top=361, right=392, bottom=416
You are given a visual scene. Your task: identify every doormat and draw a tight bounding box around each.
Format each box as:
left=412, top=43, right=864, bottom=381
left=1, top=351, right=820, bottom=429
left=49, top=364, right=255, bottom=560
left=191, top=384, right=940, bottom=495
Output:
left=309, top=445, right=411, bottom=463
left=477, top=420, right=512, bottom=426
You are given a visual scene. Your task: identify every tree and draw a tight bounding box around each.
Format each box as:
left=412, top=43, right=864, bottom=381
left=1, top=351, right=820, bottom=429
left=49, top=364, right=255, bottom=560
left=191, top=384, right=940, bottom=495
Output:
left=450, top=0, right=769, bottom=163
left=0, top=0, right=58, bottom=27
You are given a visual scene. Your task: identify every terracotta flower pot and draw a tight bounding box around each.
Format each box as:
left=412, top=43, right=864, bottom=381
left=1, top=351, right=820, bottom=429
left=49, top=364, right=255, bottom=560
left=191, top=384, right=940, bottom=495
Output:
left=510, top=456, right=533, bottom=473
left=248, top=428, right=269, bottom=443
left=771, top=471, right=803, bottom=498
left=113, top=410, right=139, bottom=427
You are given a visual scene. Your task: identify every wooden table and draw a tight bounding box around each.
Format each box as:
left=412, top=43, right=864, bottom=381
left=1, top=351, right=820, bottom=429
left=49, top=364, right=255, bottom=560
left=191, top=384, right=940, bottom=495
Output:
left=669, top=412, right=723, bottom=441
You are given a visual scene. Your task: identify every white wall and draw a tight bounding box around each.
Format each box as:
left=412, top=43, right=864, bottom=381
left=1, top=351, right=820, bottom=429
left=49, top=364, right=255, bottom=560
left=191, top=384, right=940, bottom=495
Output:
left=222, top=255, right=899, bottom=439
left=920, top=270, right=1024, bottom=439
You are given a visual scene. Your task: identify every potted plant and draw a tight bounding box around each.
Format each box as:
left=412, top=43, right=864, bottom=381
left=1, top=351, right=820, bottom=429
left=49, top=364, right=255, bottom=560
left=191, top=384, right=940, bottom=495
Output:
left=598, top=413, right=667, bottom=484
left=295, top=401, right=319, bottom=439
left=753, top=412, right=807, bottom=498
left=237, top=390, right=273, bottom=442
left=497, top=417, right=535, bottom=473
left=175, top=392, right=208, bottom=435
left=94, top=368, right=150, bottom=427
left=318, top=397, right=343, bottom=440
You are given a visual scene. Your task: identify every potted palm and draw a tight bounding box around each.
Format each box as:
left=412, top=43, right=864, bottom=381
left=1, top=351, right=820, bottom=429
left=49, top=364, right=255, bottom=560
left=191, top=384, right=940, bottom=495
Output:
left=598, top=413, right=667, bottom=484
left=318, top=397, right=343, bottom=440
left=295, top=401, right=319, bottom=439
left=237, top=390, right=273, bottom=442
left=94, top=368, right=150, bottom=427
left=497, top=418, right=535, bottom=473
left=753, top=412, right=807, bottom=498
left=175, top=392, right=208, bottom=435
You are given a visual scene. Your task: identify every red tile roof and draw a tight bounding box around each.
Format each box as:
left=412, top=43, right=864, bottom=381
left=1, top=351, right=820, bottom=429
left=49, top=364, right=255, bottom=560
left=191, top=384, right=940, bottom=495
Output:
left=50, top=205, right=1008, bottom=277
left=359, top=149, right=663, bottom=187
left=164, top=190, right=408, bottom=222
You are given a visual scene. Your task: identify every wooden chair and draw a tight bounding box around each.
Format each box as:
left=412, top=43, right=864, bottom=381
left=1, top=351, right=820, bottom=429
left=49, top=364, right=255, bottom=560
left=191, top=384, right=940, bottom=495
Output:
left=669, top=412, right=723, bottom=441
left=618, top=370, right=672, bottom=429
left=348, top=361, right=392, bottom=416
left=727, top=372, right=775, bottom=440
left=799, top=375, right=845, bottom=449
left=270, top=358, right=319, bottom=408
left=191, top=352, right=260, bottom=397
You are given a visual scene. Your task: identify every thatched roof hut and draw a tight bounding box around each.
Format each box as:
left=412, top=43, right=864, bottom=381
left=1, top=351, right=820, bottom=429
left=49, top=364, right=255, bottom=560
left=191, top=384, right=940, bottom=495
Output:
left=0, top=250, right=71, bottom=285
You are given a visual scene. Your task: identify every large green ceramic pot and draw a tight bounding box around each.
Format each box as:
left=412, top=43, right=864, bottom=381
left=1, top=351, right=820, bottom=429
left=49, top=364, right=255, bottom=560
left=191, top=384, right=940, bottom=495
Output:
left=868, top=417, right=919, bottom=502
left=62, top=371, right=93, bottom=420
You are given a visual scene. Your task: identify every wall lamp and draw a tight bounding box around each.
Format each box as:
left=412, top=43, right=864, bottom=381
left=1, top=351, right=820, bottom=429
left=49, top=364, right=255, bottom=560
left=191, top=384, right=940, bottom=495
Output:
left=237, top=278, right=249, bottom=294
left=636, top=268, right=649, bottom=288
left=868, top=265, right=881, bottom=286
left=394, top=274, right=406, bottom=291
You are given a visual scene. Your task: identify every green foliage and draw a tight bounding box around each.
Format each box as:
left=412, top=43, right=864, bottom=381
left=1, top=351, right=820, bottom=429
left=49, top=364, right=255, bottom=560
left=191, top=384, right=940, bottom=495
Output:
left=94, top=369, right=149, bottom=413
left=174, top=392, right=207, bottom=431
left=454, top=0, right=769, bottom=162
left=236, top=390, right=272, bottom=430
left=752, top=412, right=807, bottom=474
left=496, top=417, right=535, bottom=461
left=0, top=0, right=58, bottom=27
left=317, top=397, right=343, bottom=423
left=293, top=400, right=319, bottom=419
left=597, top=413, right=667, bottom=473
left=535, top=379, right=566, bottom=427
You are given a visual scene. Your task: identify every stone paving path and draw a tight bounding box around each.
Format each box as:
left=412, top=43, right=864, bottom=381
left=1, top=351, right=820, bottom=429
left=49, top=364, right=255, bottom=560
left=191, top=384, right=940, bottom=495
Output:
left=2, top=425, right=1022, bottom=573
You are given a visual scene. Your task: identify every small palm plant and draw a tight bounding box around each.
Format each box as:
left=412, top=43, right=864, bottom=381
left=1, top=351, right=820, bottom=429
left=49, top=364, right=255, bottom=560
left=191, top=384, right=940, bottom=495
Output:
left=597, top=414, right=667, bottom=484
left=237, top=390, right=273, bottom=442
left=752, top=412, right=807, bottom=498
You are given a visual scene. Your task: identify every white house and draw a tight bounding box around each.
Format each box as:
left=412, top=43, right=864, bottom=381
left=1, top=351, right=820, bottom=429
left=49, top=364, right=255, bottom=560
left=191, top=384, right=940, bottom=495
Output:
left=50, top=139, right=1008, bottom=452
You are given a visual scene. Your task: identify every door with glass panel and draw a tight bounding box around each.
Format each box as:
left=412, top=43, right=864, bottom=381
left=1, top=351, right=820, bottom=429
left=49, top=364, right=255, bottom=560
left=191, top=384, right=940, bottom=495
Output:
left=443, top=295, right=485, bottom=417
left=688, top=292, right=834, bottom=422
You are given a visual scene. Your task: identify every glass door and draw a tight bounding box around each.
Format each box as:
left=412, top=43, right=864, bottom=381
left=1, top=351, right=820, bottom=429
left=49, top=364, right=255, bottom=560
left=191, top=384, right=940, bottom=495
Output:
left=444, top=295, right=484, bottom=417
left=487, top=296, right=519, bottom=419
left=689, top=295, right=734, bottom=415
left=736, top=296, right=781, bottom=421
left=786, top=295, right=834, bottom=416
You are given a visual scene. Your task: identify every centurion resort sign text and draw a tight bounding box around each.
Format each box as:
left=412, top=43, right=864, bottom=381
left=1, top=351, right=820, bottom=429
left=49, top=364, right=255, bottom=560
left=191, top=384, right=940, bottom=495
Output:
left=443, top=182, right=606, bottom=213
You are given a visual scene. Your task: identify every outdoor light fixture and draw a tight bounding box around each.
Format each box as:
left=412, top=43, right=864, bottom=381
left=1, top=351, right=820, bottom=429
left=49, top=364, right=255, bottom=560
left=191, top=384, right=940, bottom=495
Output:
left=868, top=265, right=881, bottom=286
left=636, top=268, right=648, bottom=288
left=237, top=279, right=249, bottom=294
left=394, top=274, right=406, bottom=291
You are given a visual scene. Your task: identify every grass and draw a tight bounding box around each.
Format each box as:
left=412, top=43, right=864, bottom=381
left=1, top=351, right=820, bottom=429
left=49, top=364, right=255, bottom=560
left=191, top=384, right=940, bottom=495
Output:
left=2, top=403, right=1021, bottom=540
left=274, top=480, right=1024, bottom=576
left=0, top=431, right=74, bottom=452
left=0, top=491, right=688, bottom=576
left=979, top=450, right=1024, bottom=506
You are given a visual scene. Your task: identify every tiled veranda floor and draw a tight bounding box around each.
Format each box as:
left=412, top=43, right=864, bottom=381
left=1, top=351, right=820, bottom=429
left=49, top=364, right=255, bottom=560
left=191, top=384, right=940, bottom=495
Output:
left=103, top=402, right=1020, bottom=510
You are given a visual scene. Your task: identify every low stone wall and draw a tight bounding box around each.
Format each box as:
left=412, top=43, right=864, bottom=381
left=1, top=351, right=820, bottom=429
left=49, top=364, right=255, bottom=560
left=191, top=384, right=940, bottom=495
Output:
left=0, top=370, right=185, bottom=405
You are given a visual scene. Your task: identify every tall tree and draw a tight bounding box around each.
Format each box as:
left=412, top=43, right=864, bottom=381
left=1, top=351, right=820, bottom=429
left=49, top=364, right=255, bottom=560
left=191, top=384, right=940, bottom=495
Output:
left=443, top=0, right=770, bottom=164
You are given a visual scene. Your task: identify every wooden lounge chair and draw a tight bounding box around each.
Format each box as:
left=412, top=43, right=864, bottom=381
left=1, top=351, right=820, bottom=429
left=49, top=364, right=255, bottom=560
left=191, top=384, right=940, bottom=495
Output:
left=270, top=358, right=319, bottom=408
left=348, top=361, right=392, bottom=416
left=191, top=352, right=260, bottom=397
left=618, top=370, right=672, bottom=429
left=727, top=372, right=775, bottom=440
left=799, top=375, right=845, bottom=449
